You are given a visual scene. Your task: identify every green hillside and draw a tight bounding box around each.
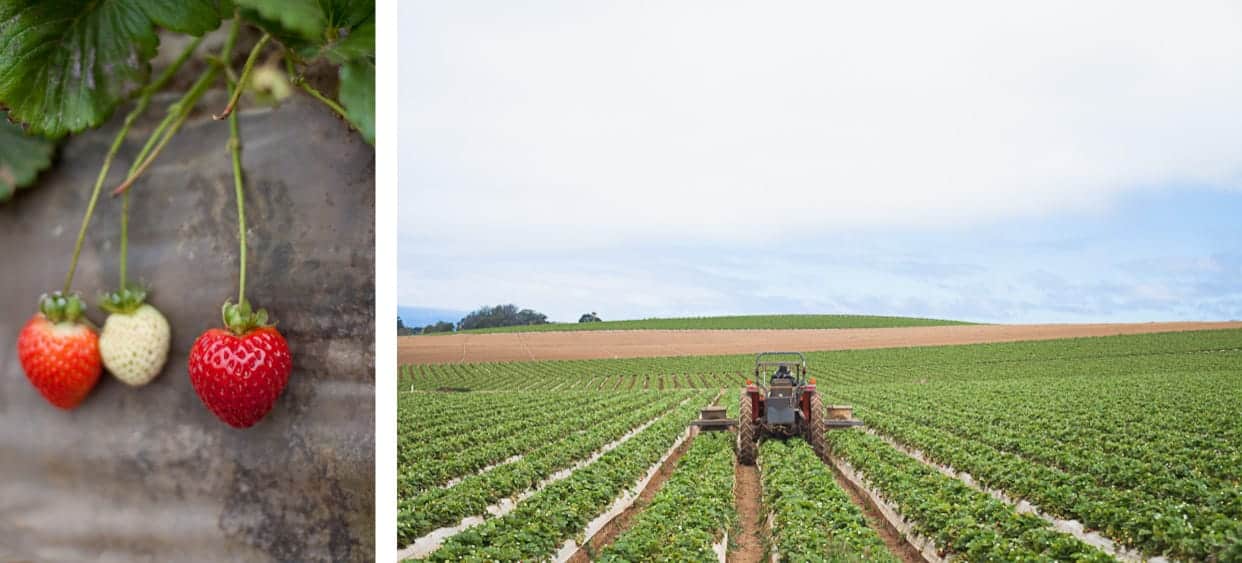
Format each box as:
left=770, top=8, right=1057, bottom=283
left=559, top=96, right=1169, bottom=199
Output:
left=431, top=314, right=975, bottom=335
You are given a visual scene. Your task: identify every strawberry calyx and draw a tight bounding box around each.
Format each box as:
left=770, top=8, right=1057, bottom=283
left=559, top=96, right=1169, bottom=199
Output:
left=98, top=286, right=148, bottom=315
left=38, top=292, right=86, bottom=324
left=221, top=299, right=273, bottom=336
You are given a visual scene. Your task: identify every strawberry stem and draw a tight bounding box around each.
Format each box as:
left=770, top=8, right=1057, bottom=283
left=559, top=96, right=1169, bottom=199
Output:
left=120, top=191, right=129, bottom=288
left=221, top=17, right=249, bottom=306
left=116, top=37, right=204, bottom=290
left=214, top=33, right=271, bottom=120
left=61, top=36, right=204, bottom=296
left=230, top=108, right=247, bottom=305
left=221, top=15, right=241, bottom=81
left=290, top=74, right=350, bottom=121
left=285, top=51, right=351, bottom=120
left=112, top=20, right=250, bottom=199
left=110, top=72, right=217, bottom=197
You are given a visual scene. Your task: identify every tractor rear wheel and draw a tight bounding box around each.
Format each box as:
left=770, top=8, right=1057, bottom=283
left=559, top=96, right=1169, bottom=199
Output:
left=738, top=393, right=757, bottom=465
left=807, top=393, right=828, bottom=459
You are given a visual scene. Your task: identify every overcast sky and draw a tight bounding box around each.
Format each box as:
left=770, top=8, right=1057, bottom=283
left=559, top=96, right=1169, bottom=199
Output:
left=400, top=2, right=1242, bottom=323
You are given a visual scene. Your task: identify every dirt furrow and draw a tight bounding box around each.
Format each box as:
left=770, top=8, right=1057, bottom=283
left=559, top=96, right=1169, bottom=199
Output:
left=728, top=461, right=765, bottom=563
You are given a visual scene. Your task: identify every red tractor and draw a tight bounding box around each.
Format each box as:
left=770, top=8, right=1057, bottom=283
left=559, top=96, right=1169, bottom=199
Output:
left=695, top=352, right=861, bottom=464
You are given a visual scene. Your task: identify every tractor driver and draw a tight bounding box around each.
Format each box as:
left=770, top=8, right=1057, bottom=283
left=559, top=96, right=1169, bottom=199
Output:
left=772, top=365, right=793, bottom=383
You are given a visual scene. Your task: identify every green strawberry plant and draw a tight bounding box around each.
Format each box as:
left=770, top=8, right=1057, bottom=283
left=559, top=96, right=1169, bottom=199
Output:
left=0, top=1, right=225, bottom=137
left=824, top=429, right=1115, bottom=561
left=0, top=1, right=373, bottom=141
left=0, top=117, right=55, bottom=202
left=2, top=1, right=373, bottom=422
left=398, top=332, right=1242, bottom=560
left=235, top=0, right=375, bottom=143
left=401, top=392, right=644, bottom=493
left=597, top=431, right=737, bottom=562
left=399, top=391, right=692, bottom=546
left=759, top=439, right=896, bottom=561
left=425, top=392, right=714, bottom=560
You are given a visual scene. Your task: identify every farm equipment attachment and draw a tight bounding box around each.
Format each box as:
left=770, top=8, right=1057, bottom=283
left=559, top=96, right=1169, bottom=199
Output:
left=692, top=351, right=862, bottom=464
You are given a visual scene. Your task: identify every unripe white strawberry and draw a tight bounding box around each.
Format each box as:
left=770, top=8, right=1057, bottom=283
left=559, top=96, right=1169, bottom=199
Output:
left=99, top=303, right=171, bottom=386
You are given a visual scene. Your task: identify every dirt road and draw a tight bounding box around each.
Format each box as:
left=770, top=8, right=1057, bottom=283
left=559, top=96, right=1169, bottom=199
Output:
left=399, top=321, right=1242, bottom=364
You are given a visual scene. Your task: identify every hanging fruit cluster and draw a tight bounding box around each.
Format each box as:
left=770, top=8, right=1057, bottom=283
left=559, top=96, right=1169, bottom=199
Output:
left=2, top=2, right=373, bottom=428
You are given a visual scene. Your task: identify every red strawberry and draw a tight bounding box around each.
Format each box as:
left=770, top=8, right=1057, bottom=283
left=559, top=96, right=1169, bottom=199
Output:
left=188, top=300, right=292, bottom=428
left=16, top=293, right=102, bottom=409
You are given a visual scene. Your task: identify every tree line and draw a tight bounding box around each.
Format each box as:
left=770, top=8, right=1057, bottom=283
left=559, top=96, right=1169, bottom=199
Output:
left=399, top=305, right=602, bottom=335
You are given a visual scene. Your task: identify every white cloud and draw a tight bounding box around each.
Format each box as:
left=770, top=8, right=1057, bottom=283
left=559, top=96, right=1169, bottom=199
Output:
left=401, top=1, right=1242, bottom=250
left=398, top=2, right=1242, bottom=322
left=401, top=243, right=1242, bottom=323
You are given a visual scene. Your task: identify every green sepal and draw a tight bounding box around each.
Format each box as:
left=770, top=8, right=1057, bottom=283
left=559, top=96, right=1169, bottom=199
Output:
left=98, top=286, right=149, bottom=315
left=38, top=292, right=86, bottom=324
left=221, top=299, right=274, bottom=335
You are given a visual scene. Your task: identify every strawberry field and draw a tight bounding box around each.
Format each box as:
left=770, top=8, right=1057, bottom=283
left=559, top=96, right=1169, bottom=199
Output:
left=399, top=328, right=1242, bottom=561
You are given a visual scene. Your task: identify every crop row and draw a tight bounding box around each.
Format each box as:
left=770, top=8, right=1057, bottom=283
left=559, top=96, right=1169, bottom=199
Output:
left=847, top=404, right=1241, bottom=560
left=760, top=439, right=895, bottom=561
left=400, top=392, right=654, bottom=495
left=402, top=391, right=640, bottom=464
left=830, top=362, right=1242, bottom=561
left=597, top=431, right=736, bottom=562
left=420, top=391, right=715, bottom=560
left=401, top=391, right=548, bottom=443
left=825, top=429, right=1113, bottom=561
left=813, top=347, right=1242, bottom=389
left=402, top=362, right=744, bottom=391
left=398, top=391, right=696, bottom=545
left=845, top=376, right=1242, bottom=502
left=404, top=390, right=635, bottom=459
left=404, top=392, right=522, bottom=428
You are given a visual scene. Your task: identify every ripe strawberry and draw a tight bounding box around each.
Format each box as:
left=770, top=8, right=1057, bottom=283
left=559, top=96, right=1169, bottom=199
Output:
left=188, top=300, right=292, bottom=428
left=98, top=288, right=171, bottom=386
left=16, top=293, right=102, bottom=409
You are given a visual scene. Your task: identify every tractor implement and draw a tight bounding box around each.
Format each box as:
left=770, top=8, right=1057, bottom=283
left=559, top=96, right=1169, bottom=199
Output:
left=692, top=405, right=736, bottom=431
left=734, top=352, right=862, bottom=465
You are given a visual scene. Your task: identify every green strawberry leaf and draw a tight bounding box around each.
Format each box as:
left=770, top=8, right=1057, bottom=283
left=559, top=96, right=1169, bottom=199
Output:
left=338, top=58, right=374, bottom=144
left=0, top=116, right=56, bottom=202
left=323, top=15, right=373, bottom=64
left=236, top=8, right=320, bottom=60
left=235, top=0, right=332, bottom=40
left=140, top=0, right=231, bottom=35
left=236, top=0, right=373, bottom=60
left=235, top=1, right=373, bottom=143
left=0, top=1, right=227, bottom=137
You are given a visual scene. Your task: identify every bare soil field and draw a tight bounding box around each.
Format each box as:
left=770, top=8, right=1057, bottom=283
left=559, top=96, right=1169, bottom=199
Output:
left=400, top=321, right=1242, bottom=364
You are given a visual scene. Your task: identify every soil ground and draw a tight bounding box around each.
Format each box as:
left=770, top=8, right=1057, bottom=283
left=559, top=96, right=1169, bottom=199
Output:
left=400, top=321, right=1242, bottom=363
left=728, top=462, right=766, bottom=563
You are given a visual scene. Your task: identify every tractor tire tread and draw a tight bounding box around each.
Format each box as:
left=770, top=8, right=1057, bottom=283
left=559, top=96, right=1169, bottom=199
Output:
left=738, top=392, right=757, bottom=465
left=809, top=392, right=827, bottom=458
